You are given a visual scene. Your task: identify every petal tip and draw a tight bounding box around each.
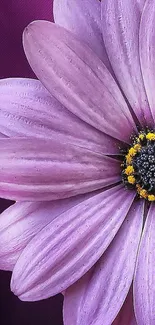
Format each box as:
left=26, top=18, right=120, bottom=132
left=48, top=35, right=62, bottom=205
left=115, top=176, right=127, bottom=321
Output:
left=23, top=20, right=44, bottom=39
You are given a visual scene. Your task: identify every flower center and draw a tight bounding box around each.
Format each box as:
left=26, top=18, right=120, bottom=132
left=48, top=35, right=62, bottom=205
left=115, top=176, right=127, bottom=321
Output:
left=122, top=131, right=155, bottom=201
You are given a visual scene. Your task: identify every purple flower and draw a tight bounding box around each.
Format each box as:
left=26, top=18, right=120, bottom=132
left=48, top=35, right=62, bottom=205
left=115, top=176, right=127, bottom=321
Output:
left=0, top=0, right=155, bottom=324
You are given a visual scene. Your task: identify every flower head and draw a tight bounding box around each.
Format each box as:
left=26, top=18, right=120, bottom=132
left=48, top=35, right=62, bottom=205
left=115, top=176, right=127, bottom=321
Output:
left=0, top=0, right=155, bottom=324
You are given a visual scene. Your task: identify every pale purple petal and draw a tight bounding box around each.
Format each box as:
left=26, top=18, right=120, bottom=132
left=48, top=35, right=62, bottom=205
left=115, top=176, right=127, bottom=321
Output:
left=0, top=78, right=121, bottom=155
left=53, top=0, right=112, bottom=72
left=113, top=287, right=137, bottom=325
left=0, top=193, right=91, bottom=271
left=11, top=185, right=135, bottom=301
left=136, top=0, right=146, bottom=12
left=0, top=137, right=121, bottom=201
left=139, top=0, right=155, bottom=122
left=101, top=0, right=153, bottom=127
left=0, top=202, right=52, bottom=271
left=0, top=132, right=6, bottom=138
left=23, top=21, right=137, bottom=143
left=134, top=203, right=155, bottom=325
left=63, top=200, right=143, bottom=325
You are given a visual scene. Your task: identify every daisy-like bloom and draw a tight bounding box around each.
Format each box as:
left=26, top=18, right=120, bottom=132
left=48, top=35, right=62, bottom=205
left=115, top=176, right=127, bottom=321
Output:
left=1, top=0, right=155, bottom=324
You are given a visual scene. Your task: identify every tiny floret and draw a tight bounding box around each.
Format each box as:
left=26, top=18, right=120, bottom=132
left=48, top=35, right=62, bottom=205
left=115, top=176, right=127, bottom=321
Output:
left=138, top=133, right=145, bottom=141
left=128, top=147, right=137, bottom=157
left=125, top=165, right=135, bottom=175
left=148, top=194, right=155, bottom=201
left=128, top=175, right=136, bottom=184
left=146, top=132, right=155, bottom=141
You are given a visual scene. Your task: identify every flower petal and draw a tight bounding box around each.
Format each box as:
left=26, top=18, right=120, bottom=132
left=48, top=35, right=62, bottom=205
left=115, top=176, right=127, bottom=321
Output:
left=136, top=0, right=145, bottom=12
left=0, top=193, right=90, bottom=271
left=101, top=0, right=153, bottom=126
left=63, top=200, right=143, bottom=325
left=11, top=185, right=135, bottom=301
left=134, top=203, right=155, bottom=325
left=0, top=137, right=121, bottom=201
left=139, top=0, right=155, bottom=122
left=0, top=78, right=121, bottom=155
left=23, top=20, right=136, bottom=143
left=113, top=287, right=137, bottom=325
left=0, top=132, right=6, bottom=138
left=0, top=202, right=52, bottom=271
left=53, top=0, right=112, bottom=72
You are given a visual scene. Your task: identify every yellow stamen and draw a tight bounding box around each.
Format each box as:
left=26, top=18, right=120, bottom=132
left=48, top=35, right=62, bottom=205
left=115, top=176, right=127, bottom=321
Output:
left=126, top=154, right=132, bottom=165
left=134, top=144, right=141, bottom=152
left=139, top=189, right=148, bottom=199
left=128, top=176, right=136, bottom=184
left=125, top=165, right=135, bottom=175
left=125, top=145, right=139, bottom=166
left=128, top=147, right=137, bottom=157
left=139, top=133, right=145, bottom=141
left=136, top=185, right=148, bottom=199
left=146, top=132, right=155, bottom=141
left=148, top=194, right=155, bottom=201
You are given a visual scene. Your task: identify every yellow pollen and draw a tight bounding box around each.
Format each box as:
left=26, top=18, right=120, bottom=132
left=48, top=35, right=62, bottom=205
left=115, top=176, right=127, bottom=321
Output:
left=136, top=185, right=148, bottom=199
left=125, top=146, right=139, bottom=166
left=148, top=194, right=155, bottom=201
left=126, top=154, right=132, bottom=165
left=139, top=133, right=145, bottom=141
left=128, top=175, right=136, bottom=184
left=139, top=189, right=148, bottom=199
left=146, top=132, right=155, bottom=141
left=134, top=144, right=141, bottom=152
left=125, top=165, right=135, bottom=175
left=128, top=147, right=137, bottom=157
left=136, top=184, right=141, bottom=192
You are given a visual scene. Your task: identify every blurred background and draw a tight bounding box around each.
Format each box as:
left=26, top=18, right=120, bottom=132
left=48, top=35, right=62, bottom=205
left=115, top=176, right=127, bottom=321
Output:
left=0, top=269, right=63, bottom=325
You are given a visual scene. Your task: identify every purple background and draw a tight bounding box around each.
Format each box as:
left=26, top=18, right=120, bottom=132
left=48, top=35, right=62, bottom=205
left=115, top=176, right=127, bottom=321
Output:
left=0, top=269, right=63, bottom=325
left=0, top=0, right=53, bottom=78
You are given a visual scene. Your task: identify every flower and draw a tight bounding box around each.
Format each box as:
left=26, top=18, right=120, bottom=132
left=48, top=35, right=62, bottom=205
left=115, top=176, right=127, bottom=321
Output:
left=0, top=0, right=53, bottom=79
left=0, top=0, right=155, bottom=324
